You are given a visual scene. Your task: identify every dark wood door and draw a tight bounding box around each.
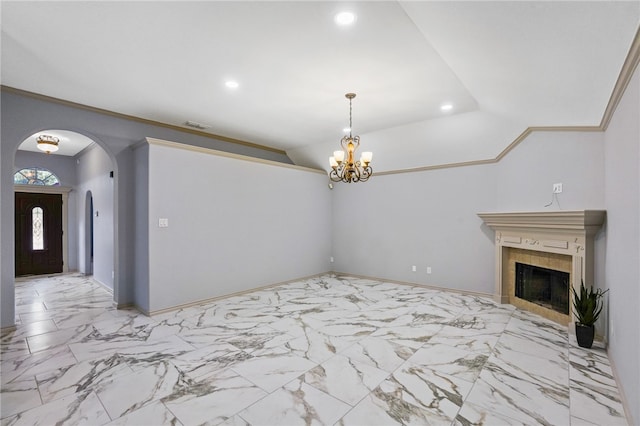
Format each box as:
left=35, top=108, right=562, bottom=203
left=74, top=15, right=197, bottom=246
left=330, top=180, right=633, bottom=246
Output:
left=15, top=192, right=63, bottom=276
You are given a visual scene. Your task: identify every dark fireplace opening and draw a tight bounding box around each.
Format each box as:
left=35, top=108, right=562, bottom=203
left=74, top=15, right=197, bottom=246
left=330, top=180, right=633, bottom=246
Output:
left=515, top=262, right=569, bottom=315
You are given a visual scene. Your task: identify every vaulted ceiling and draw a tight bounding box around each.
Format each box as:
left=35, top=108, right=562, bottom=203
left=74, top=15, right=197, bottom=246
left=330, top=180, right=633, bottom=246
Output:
left=2, top=1, right=639, bottom=172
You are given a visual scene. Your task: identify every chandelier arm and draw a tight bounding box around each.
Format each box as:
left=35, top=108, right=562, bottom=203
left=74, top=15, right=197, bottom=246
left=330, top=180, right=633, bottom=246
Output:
left=360, top=165, right=373, bottom=182
left=329, top=168, right=342, bottom=182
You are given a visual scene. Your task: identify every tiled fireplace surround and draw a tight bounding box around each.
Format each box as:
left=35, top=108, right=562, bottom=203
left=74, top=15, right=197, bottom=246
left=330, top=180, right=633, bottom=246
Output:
left=478, top=210, right=606, bottom=329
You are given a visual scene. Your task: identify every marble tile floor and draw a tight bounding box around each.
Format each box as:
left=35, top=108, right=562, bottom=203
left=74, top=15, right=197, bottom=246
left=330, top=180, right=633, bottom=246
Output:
left=0, top=273, right=628, bottom=425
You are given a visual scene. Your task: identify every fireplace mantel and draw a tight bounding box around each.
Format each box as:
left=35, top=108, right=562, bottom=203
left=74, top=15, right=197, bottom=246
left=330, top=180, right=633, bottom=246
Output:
left=477, top=210, right=606, bottom=233
left=478, top=210, right=606, bottom=325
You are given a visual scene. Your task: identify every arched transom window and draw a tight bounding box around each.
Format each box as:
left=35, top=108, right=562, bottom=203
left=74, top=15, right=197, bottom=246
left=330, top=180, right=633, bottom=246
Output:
left=14, top=168, right=60, bottom=186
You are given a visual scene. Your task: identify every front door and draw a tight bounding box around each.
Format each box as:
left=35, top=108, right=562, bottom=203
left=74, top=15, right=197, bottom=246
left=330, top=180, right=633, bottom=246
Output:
left=15, top=192, right=63, bottom=276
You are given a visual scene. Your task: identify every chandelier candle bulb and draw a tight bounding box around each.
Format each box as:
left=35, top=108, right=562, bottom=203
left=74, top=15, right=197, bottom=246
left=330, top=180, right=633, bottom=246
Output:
left=329, top=157, right=338, bottom=168
left=334, top=150, right=345, bottom=163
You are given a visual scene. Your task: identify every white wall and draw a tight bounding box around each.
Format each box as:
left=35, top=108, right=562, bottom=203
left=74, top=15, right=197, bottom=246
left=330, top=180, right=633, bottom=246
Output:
left=76, top=144, right=115, bottom=289
left=495, top=131, right=605, bottom=211
left=604, top=63, right=639, bottom=424
left=331, top=163, right=497, bottom=294
left=143, top=141, right=332, bottom=312
left=332, top=130, right=606, bottom=296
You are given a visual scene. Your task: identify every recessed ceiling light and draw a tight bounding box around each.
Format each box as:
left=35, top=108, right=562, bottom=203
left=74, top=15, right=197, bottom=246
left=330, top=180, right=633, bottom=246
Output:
left=440, top=103, right=453, bottom=111
left=343, top=127, right=351, bottom=133
left=225, top=80, right=239, bottom=89
left=335, top=11, right=356, bottom=26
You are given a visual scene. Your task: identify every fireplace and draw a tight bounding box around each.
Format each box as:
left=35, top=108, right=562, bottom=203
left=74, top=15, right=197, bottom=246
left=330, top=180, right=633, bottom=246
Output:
left=515, top=262, right=569, bottom=315
left=505, top=246, right=572, bottom=324
left=478, top=210, right=605, bottom=326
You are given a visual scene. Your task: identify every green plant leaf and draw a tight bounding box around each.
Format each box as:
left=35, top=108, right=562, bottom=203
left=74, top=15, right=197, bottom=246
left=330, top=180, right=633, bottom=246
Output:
left=571, top=280, right=608, bottom=326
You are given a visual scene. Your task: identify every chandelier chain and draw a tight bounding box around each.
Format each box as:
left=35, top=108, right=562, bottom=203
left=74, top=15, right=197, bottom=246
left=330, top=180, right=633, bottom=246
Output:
left=349, top=97, right=353, bottom=138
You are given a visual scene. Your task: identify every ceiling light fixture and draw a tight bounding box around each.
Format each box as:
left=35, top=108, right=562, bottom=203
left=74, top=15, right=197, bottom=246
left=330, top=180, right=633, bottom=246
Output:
left=36, top=134, right=59, bottom=154
left=225, top=80, right=239, bottom=89
left=329, top=93, right=372, bottom=183
left=335, top=11, right=356, bottom=25
left=440, top=103, right=453, bottom=111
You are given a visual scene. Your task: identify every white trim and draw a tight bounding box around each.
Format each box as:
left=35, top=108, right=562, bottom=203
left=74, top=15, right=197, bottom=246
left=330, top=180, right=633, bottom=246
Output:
left=140, top=271, right=494, bottom=317
left=14, top=185, right=72, bottom=194
left=90, top=276, right=114, bottom=294
left=330, top=271, right=495, bottom=300
left=143, top=272, right=329, bottom=316
left=608, top=351, right=634, bottom=425
left=14, top=185, right=72, bottom=273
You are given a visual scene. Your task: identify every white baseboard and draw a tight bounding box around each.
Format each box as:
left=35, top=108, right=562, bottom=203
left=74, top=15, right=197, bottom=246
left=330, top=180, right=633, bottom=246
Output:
left=607, top=351, right=635, bottom=425
left=144, top=272, right=332, bottom=317
left=330, top=271, right=495, bottom=300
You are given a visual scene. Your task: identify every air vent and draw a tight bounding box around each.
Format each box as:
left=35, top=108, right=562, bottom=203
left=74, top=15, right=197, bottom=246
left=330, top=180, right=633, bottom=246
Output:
left=184, top=120, right=211, bottom=130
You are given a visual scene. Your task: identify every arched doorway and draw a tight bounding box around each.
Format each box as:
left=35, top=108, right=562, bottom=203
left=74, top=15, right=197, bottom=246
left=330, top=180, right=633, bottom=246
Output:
left=1, top=105, right=128, bottom=330
left=13, top=130, right=116, bottom=290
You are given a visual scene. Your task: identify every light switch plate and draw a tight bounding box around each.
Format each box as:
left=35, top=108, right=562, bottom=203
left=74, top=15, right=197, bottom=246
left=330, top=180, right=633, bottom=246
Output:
left=159, top=218, right=169, bottom=228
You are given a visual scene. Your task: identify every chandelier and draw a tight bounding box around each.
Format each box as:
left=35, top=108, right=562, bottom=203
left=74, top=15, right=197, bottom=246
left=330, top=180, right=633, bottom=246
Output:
left=36, top=135, right=59, bottom=154
left=329, top=93, right=372, bottom=183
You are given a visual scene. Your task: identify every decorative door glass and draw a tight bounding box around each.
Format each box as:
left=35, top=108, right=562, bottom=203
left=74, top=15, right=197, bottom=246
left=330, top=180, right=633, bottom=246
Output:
left=32, top=207, right=44, bottom=250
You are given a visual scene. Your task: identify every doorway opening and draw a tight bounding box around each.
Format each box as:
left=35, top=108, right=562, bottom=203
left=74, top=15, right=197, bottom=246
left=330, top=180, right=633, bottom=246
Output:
left=85, top=191, right=94, bottom=276
left=15, top=192, right=63, bottom=276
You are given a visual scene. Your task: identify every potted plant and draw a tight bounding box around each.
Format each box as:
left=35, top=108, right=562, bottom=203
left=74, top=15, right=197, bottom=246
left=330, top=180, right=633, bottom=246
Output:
left=571, top=281, right=608, bottom=348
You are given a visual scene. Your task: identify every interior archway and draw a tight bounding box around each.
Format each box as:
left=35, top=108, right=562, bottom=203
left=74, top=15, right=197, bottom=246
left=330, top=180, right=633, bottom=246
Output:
left=13, top=129, right=117, bottom=293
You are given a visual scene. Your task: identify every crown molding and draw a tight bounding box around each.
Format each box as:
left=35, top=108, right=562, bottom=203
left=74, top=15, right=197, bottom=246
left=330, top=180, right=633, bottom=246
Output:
left=374, top=125, right=603, bottom=177
left=0, top=85, right=286, bottom=156
left=601, top=24, right=640, bottom=131
left=141, top=137, right=325, bottom=175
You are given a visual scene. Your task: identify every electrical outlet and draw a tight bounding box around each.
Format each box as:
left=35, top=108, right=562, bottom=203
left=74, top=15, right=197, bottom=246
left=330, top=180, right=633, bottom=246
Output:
left=159, top=218, right=169, bottom=228
left=427, top=267, right=432, bottom=274
left=330, top=256, right=334, bottom=263
left=553, top=183, right=563, bottom=194
left=412, top=265, right=417, bottom=272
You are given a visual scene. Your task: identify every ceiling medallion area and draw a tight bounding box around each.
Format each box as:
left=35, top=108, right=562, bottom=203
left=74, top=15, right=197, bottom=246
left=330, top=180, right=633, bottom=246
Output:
left=328, top=93, right=372, bottom=184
